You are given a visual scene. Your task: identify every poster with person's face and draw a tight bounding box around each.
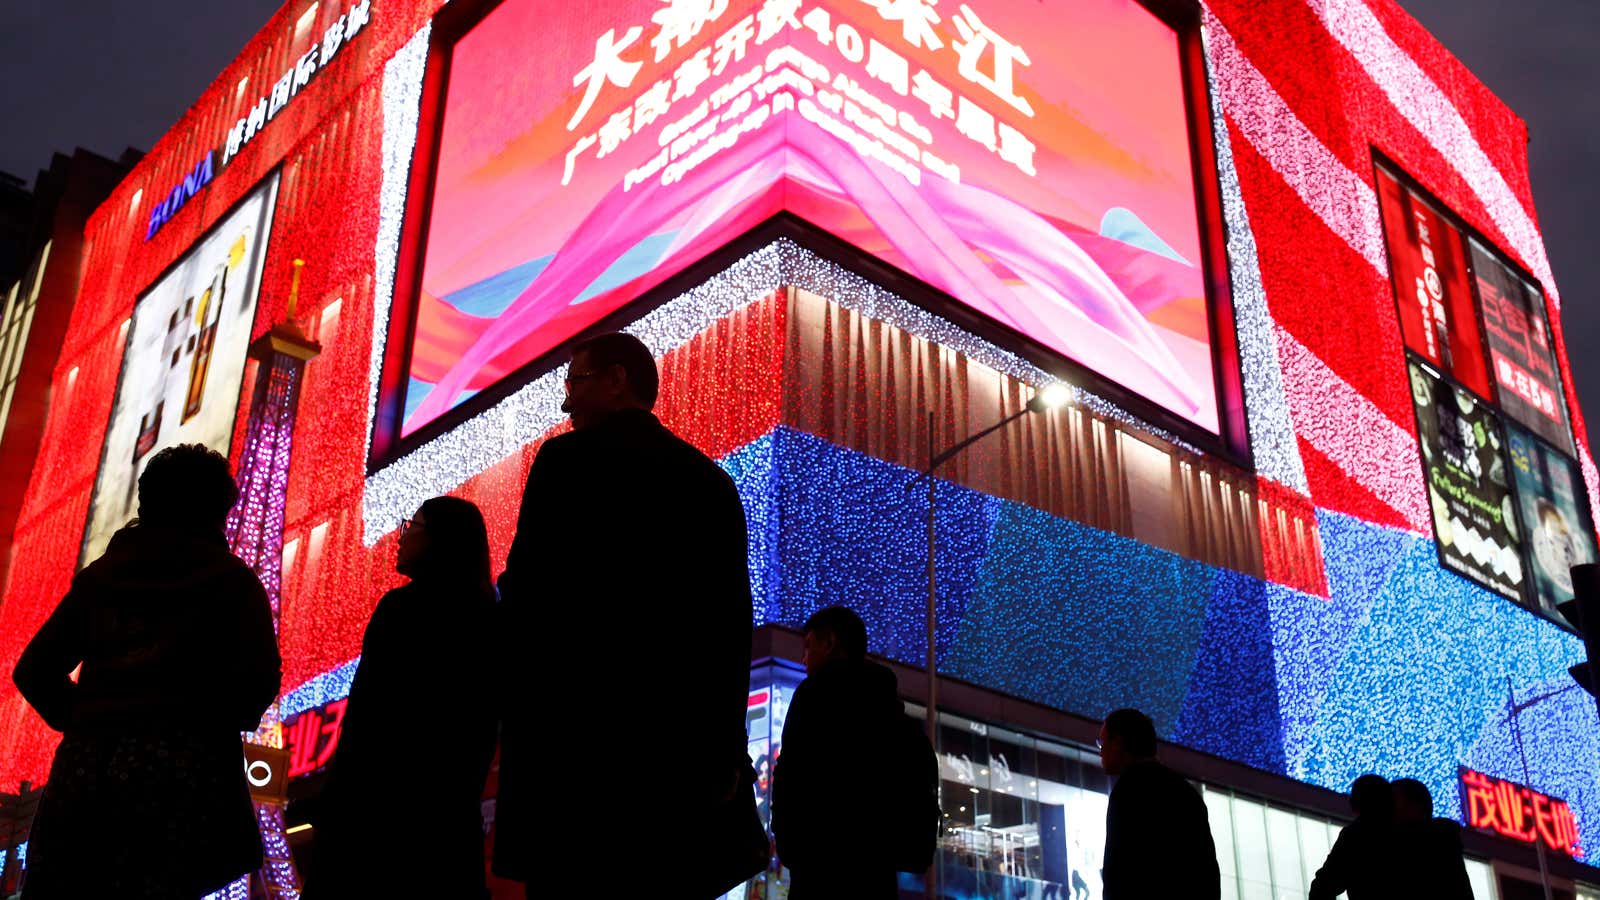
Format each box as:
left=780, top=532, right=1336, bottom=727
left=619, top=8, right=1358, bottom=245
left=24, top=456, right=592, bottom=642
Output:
left=1507, top=424, right=1598, bottom=615
left=1471, top=238, right=1573, bottom=455
left=1409, top=358, right=1524, bottom=602
left=81, top=173, right=280, bottom=562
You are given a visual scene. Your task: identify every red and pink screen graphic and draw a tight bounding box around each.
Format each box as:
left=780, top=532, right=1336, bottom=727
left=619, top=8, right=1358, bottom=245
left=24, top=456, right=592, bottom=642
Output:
left=404, top=0, right=1218, bottom=434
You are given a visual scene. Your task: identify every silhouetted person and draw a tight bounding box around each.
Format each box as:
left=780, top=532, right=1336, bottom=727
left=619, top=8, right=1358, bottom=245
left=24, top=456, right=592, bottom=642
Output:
left=1392, top=778, right=1474, bottom=899
left=305, top=496, right=498, bottom=899
left=1098, top=708, right=1219, bottom=900
left=495, top=333, right=758, bottom=895
left=12, top=444, right=281, bottom=898
left=772, top=606, right=916, bottom=898
left=1310, top=774, right=1397, bottom=900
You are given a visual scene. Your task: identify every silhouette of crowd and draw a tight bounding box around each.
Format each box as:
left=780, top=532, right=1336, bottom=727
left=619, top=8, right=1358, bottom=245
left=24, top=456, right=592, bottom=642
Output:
left=8, top=333, right=1479, bottom=898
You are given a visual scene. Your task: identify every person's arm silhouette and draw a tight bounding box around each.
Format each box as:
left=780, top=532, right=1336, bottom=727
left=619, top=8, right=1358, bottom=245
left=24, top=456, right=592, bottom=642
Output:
left=13, top=586, right=89, bottom=732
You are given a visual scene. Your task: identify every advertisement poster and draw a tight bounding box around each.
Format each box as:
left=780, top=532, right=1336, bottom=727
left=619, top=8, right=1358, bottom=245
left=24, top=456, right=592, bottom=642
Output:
left=82, top=173, right=280, bottom=562
left=1376, top=166, right=1489, bottom=398
left=405, top=0, right=1219, bottom=436
left=1507, top=424, right=1598, bottom=615
left=1408, top=359, right=1524, bottom=602
left=1470, top=238, right=1573, bottom=454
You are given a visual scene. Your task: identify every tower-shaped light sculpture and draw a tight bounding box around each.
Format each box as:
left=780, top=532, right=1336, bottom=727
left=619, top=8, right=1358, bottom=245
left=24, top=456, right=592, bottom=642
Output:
left=210, top=259, right=321, bottom=900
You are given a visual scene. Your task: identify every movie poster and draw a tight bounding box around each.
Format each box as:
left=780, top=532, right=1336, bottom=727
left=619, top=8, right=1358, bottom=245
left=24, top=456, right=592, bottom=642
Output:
left=1507, top=425, right=1598, bottom=615
left=1376, top=166, right=1489, bottom=398
left=81, top=173, right=280, bottom=562
left=1471, top=238, right=1573, bottom=455
left=1409, top=359, right=1524, bottom=602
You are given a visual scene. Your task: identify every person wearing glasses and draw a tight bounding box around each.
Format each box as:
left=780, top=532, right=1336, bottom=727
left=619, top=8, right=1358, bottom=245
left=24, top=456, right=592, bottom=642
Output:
left=1098, top=708, right=1219, bottom=900
left=304, top=496, right=498, bottom=899
left=494, top=332, right=761, bottom=896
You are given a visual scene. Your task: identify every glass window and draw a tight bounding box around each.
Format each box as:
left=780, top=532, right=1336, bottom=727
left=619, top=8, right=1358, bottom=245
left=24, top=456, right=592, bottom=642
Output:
left=1296, top=813, right=1333, bottom=887
left=1230, top=795, right=1274, bottom=900
left=1264, top=806, right=1304, bottom=897
left=1467, top=859, right=1499, bottom=900
left=1203, top=786, right=1240, bottom=900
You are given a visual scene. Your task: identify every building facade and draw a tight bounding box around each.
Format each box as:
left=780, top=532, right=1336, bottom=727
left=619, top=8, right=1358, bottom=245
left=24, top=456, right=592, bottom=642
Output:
left=0, top=148, right=142, bottom=598
left=0, top=0, right=1596, bottom=896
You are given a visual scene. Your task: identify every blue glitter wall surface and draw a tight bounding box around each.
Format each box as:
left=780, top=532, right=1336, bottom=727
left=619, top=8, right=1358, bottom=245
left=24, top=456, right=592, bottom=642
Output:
left=278, top=424, right=1598, bottom=863
left=715, top=426, right=1600, bottom=865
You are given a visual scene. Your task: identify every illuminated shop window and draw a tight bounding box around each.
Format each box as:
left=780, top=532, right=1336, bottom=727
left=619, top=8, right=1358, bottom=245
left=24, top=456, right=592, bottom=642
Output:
left=742, top=669, right=1505, bottom=900
left=1377, top=158, right=1595, bottom=616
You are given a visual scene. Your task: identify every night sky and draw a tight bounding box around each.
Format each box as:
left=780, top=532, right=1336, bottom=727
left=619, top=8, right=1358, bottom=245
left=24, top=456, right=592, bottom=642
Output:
left=0, top=0, right=1594, bottom=429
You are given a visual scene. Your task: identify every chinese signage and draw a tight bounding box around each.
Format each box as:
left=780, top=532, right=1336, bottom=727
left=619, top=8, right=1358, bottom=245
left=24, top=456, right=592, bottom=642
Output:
left=284, top=697, right=348, bottom=778
left=1376, top=166, right=1489, bottom=398
left=1460, top=768, right=1581, bottom=857
left=1508, top=424, right=1598, bottom=615
left=406, top=0, right=1218, bottom=437
left=1409, top=359, right=1524, bottom=602
left=144, top=0, right=372, bottom=241
left=1471, top=238, right=1573, bottom=455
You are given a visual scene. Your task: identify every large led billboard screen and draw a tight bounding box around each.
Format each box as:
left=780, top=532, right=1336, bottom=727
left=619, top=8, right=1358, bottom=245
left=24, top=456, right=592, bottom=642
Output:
left=82, top=173, right=280, bottom=561
left=400, top=0, right=1218, bottom=437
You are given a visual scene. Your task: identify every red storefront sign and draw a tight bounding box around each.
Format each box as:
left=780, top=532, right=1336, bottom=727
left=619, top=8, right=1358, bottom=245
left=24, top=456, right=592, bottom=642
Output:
left=284, top=698, right=348, bottom=778
left=1459, top=767, right=1581, bottom=857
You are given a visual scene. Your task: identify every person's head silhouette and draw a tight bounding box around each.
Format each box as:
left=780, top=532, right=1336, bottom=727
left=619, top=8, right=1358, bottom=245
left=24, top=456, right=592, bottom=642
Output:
left=1392, top=778, right=1433, bottom=824
left=1350, top=774, right=1394, bottom=821
left=1097, top=708, right=1157, bottom=776
left=560, top=332, right=658, bottom=430
left=137, top=443, right=237, bottom=535
left=801, top=606, right=868, bottom=674
left=397, top=496, right=494, bottom=598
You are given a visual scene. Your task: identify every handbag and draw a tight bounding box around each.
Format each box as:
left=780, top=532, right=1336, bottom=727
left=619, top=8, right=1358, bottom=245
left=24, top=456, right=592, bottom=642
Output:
left=687, top=759, right=772, bottom=898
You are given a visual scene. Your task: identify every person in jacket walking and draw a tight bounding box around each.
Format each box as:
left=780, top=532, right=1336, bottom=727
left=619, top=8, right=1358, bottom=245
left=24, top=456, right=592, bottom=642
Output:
left=13, top=443, right=281, bottom=898
left=771, top=606, right=907, bottom=899
left=1309, top=774, right=1397, bottom=900
left=304, top=496, right=499, bottom=898
left=494, top=333, right=757, bottom=895
left=1098, top=708, right=1219, bottom=900
left=1392, top=777, right=1473, bottom=899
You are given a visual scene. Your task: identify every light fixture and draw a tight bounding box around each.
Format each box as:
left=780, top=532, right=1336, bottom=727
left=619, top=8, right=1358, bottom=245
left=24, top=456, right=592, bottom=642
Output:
left=1028, top=381, right=1072, bottom=412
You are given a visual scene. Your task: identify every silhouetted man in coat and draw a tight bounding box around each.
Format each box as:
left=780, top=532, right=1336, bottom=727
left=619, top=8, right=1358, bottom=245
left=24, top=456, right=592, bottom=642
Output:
left=1392, top=778, right=1474, bottom=899
left=494, top=333, right=757, bottom=896
left=1099, top=708, right=1219, bottom=900
left=771, top=606, right=906, bottom=899
left=1310, top=774, right=1397, bottom=900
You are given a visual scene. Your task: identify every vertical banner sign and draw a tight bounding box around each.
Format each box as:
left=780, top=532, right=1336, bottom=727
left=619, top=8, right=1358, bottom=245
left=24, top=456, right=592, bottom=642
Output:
left=1471, top=238, right=1573, bottom=455
left=1507, top=424, right=1599, bottom=615
left=1409, top=359, right=1524, bottom=601
left=1376, top=166, right=1490, bottom=398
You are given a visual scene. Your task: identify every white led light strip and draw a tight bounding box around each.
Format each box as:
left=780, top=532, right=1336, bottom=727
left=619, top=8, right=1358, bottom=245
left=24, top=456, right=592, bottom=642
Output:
left=1201, top=23, right=1310, bottom=495
left=1307, top=0, right=1559, bottom=309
